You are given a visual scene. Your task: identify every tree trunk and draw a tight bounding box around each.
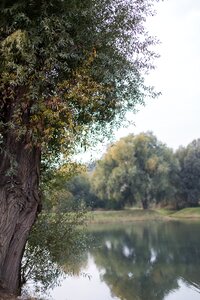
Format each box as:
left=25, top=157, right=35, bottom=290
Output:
left=141, top=198, right=148, bottom=209
left=142, top=191, right=149, bottom=210
left=0, top=135, right=41, bottom=295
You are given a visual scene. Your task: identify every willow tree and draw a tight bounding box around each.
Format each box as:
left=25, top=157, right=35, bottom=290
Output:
left=91, top=133, right=177, bottom=210
left=0, top=0, right=158, bottom=294
left=175, top=139, right=200, bottom=208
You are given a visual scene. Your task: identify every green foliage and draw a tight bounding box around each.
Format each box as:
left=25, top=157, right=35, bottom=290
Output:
left=46, top=135, right=200, bottom=212
left=42, top=163, right=100, bottom=212
left=63, top=173, right=93, bottom=209
left=175, top=139, right=200, bottom=208
left=0, top=0, right=159, bottom=165
left=91, top=132, right=177, bottom=209
left=21, top=211, right=89, bottom=292
left=41, top=162, right=86, bottom=211
left=0, top=2, right=161, bottom=292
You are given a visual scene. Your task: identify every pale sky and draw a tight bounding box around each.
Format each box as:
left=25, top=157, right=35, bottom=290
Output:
left=116, top=0, right=200, bottom=150
left=76, top=0, right=200, bottom=162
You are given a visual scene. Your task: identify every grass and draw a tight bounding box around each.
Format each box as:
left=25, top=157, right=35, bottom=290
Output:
left=171, top=207, right=200, bottom=218
left=88, top=208, right=164, bottom=224
left=155, top=208, right=175, bottom=216
left=87, top=207, right=200, bottom=224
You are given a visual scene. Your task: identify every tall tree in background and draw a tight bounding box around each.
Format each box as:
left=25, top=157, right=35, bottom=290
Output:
left=91, top=134, right=138, bottom=209
left=128, top=133, right=177, bottom=209
left=175, top=139, right=200, bottom=208
left=0, top=0, right=159, bottom=293
left=91, top=133, right=176, bottom=209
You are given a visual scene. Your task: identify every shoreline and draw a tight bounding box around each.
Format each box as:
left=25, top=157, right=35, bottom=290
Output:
left=87, top=208, right=200, bottom=224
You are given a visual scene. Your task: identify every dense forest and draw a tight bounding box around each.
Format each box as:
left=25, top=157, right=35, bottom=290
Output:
left=46, top=132, right=200, bottom=212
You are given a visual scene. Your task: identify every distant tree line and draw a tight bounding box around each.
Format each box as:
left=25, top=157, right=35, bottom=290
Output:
left=45, top=133, right=200, bottom=211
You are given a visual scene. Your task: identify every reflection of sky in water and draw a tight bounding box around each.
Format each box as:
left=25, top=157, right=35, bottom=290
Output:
left=122, top=245, right=134, bottom=257
left=164, top=279, right=200, bottom=300
left=49, top=255, right=120, bottom=300
left=150, top=248, right=157, bottom=263
left=105, top=240, right=112, bottom=250
left=48, top=255, right=200, bottom=300
left=31, top=221, right=200, bottom=300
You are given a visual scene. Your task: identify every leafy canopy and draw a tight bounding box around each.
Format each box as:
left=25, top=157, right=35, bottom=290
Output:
left=175, top=139, right=200, bottom=208
left=91, top=132, right=177, bottom=209
left=0, top=0, right=159, bottom=162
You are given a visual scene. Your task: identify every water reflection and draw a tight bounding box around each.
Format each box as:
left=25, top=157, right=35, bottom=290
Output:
left=25, top=221, right=200, bottom=299
left=90, top=222, right=200, bottom=300
left=22, top=212, right=90, bottom=296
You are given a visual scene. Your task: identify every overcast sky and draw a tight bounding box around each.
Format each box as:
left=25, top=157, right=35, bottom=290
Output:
left=76, top=0, right=200, bottom=162
left=116, top=0, right=200, bottom=150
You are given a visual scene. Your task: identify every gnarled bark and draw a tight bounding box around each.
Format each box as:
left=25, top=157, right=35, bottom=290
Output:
left=0, top=135, right=41, bottom=294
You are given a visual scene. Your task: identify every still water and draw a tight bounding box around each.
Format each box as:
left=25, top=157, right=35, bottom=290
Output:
left=30, top=221, right=200, bottom=300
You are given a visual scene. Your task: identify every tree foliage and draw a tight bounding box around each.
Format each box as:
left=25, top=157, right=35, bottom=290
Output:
left=21, top=211, right=89, bottom=294
left=91, top=133, right=177, bottom=209
left=48, top=135, right=200, bottom=212
left=43, top=165, right=98, bottom=212
left=175, top=139, right=200, bottom=208
left=0, top=0, right=160, bottom=293
left=0, top=0, right=158, bottom=163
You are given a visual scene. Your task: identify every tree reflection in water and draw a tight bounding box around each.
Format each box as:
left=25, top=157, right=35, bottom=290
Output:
left=22, top=220, right=200, bottom=300
left=90, top=222, right=200, bottom=300
left=21, top=212, right=91, bottom=297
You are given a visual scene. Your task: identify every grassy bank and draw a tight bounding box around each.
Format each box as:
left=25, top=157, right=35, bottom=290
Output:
left=88, top=208, right=164, bottom=224
left=87, top=207, right=200, bottom=224
left=171, top=207, right=200, bottom=219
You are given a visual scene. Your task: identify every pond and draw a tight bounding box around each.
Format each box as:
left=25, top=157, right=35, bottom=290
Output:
left=25, top=221, right=200, bottom=300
